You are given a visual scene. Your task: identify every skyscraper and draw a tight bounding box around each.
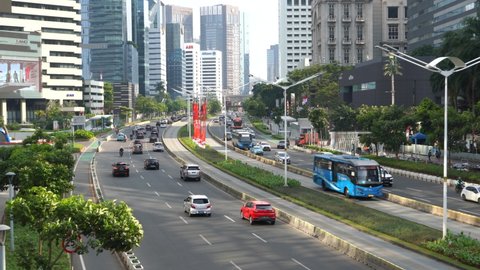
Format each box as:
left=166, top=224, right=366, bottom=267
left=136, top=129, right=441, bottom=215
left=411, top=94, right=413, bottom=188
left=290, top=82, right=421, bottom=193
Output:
left=184, top=43, right=201, bottom=97
left=166, top=23, right=185, bottom=98
left=200, top=51, right=223, bottom=102
left=267, top=44, right=280, bottom=82
left=136, top=0, right=150, bottom=96
left=148, top=0, right=167, bottom=96
left=240, top=12, right=250, bottom=95
left=200, top=5, right=241, bottom=95
left=165, top=5, right=193, bottom=43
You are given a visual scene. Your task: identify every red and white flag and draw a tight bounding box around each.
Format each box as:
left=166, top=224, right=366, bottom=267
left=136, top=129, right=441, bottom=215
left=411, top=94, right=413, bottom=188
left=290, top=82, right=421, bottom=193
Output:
left=302, top=96, right=308, bottom=105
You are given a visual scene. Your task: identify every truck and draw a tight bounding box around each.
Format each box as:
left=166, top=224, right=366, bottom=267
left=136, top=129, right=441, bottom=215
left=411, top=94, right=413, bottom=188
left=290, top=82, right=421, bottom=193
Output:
left=295, top=132, right=319, bottom=146
left=232, top=117, right=243, bottom=129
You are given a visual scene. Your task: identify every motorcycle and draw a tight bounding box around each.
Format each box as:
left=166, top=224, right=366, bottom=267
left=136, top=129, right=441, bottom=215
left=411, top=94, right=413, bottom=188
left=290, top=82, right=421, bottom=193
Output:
left=455, top=178, right=465, bottom=193
left=119, top=148, right=124, bottom=157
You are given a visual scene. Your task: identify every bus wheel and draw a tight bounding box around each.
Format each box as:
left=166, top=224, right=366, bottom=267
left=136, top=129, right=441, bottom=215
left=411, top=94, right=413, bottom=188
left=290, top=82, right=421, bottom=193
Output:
left=344, top=188, right=350, bottom=198
left=322, top=181, right=327, bottom=191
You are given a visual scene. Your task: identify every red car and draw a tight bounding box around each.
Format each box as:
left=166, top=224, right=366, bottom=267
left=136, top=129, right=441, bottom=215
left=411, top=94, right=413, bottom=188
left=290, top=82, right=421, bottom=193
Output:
left=240, top=200, right=276, bottom=225
left=112, top=162, right=129, bottom=177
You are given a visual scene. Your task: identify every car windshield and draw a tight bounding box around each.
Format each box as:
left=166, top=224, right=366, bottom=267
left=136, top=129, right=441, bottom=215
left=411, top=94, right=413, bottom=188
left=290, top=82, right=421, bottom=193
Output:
left=193, top=198, right=209, bottom=204
left=256, top=204, right=272, bottom=210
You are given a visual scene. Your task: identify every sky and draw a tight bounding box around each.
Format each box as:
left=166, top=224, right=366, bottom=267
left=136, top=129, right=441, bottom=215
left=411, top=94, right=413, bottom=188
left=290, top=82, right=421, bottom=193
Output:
left=162, top=0, right=278, bottom=80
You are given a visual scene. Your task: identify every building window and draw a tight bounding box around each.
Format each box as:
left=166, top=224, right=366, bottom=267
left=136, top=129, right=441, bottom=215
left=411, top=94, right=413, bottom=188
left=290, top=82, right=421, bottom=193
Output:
left=404, top=6, right=408, bottom=18
left=343, top=48, right=350, bottom=64
left=356, top=48, right=363, bottom=63
left=356, top=3, right=363, bottom=19
left=343, top=3, right=350, bottom=19
left=287, top=0, right=292, bottom=5
left=356, top=25, right=363, bottom=41
left=328, top=3, right=335, bottom=19
left=329, top=48, right=335, bottom=63
left=343, top=25, right=350, bottom=41
left=329, top=26, right=335, bottom=42
left=388, top=24, right=398, bottom=40
left=388, top=7, right=398, bottom=19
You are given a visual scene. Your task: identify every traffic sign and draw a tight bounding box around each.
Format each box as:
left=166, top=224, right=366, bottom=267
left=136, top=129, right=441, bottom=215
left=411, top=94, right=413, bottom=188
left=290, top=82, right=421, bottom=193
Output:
left=62, top=235, right=80, bottom=254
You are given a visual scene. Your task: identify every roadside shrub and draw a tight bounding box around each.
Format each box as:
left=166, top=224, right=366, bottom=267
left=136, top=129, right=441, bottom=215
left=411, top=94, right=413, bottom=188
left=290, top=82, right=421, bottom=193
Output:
left=7, top=122, right=21, bottom=131
left=74, top=129, right=94, bottom=140
left=425, top=231, right=480, bottom=267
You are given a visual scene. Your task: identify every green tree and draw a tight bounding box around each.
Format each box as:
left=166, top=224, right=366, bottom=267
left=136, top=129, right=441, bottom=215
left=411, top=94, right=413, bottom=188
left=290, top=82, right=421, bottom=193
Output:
left=8, top=187, right=143, bottom=270
left=103, top=82, right=114, bottom=114
left=383, top=54, right=402, bottom=105
left=207, top=98, right=222, bottom=115
left=308, top=107, right=329, bottom=145
left=329, top=104, right=358, bottom=131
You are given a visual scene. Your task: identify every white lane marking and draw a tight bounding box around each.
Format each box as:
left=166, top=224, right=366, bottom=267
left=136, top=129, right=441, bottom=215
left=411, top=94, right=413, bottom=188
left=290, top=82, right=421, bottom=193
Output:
left=199, top=234, right=212, bottom=245
left=140, top=175, right=144, bottom=180
left=251, top=233, right=267, bottom=243
left=230, top=261, right=242, bottom=270
left=146, top=182, right=151, bottom=187
left=165, top=202, right=172, bottom=209
left=413, top=196, right=431, bottom=203
left=450, top=197, right=464, bottom=202
left=406, top=187, right=422, bottom=192
left=188, top=191, right=194, bottom=195
left=177, top=182, right=183, bottom=187
left=292, top=258, right=311, bottom=270
left=154, top=191, right=159, bottom=197
left=459, top=208, right=480, bottom=216
left=168, top=175, right=173, bottom=179
left=161, top=169, right=166, bottom=173
left=224, top=215, right=235, bottom=223
left=79, top=254, right=86, bottom=270
left=132, top=164, right=135, bottom=168
left=135, top=169, right=139, bottom=173
left=179, top=216, right=188, bottom=224
left=383, top=189, right=391, bottom=193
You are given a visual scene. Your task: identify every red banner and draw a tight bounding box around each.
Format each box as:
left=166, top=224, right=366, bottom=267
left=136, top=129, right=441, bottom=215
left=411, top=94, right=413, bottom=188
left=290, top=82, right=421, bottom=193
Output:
left=192, top=102, right=199, bottom=140
left=200, top=100, right=207, bottom=143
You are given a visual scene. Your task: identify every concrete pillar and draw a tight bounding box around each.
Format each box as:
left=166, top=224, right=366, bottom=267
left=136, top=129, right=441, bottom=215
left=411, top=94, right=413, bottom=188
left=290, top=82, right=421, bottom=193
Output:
left=20, top=99, right=26, bottom=124
left=1, top=100, right=6, bottom=125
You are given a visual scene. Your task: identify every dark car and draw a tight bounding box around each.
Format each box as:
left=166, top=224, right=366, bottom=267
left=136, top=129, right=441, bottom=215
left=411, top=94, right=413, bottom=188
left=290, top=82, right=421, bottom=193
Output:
left=144, top=158, right=159, bottom=170
left=112, top=162, right=129, bottom=177
left=136, top=132, right=145, bottom=139
left=277, top=140, right=290, bottom=149
left=149, top=134, right=158, bottom=143
left=146, top=124, right=152, bottom=131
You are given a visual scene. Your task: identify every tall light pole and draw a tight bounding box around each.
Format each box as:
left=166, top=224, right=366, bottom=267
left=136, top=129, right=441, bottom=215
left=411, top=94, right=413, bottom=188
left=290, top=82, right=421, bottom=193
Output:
left=376, top=44, right=480, bottom=239
left=270, top=73, right=323, bottom=187
left=5, top=172, right=15, bottom=251
left=0, top=224, right=10, bottom=270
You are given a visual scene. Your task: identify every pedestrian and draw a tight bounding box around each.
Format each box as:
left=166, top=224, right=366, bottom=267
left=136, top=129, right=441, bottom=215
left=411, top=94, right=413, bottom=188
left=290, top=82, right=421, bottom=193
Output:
left=435, top=149, right=441, bottom=159
left=13, top=71, right=18, bottom=83
left=427, top=149, right=432, bottom=161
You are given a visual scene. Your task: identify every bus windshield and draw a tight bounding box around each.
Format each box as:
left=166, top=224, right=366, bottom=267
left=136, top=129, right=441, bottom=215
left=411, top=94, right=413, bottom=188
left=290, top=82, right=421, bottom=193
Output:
left=239, top=135, right=251, bottom=142
left=355, top=166, right=380, bottom=185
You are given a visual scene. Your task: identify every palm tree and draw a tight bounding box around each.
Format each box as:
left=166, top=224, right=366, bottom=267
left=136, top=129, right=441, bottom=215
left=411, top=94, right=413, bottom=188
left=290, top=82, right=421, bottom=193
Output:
left=383, top=54, right=402, bottom=105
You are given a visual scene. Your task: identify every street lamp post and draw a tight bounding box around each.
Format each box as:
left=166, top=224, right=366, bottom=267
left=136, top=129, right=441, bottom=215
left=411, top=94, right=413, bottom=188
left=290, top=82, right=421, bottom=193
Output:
left=0, top=224, right=10, bottom=270
left=5, top=172, right=15, bottom=251
left=376, top=44, right=480, bottom=239
left=270, top=73, right=323, bottom=187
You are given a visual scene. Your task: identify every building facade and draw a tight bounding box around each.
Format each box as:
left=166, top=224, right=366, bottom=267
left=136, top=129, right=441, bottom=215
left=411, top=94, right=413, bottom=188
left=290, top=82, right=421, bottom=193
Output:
left=166, top=23, right=185, bottom=99
left=148, top=0, right=167, bottom=96
left=407, top=0, right=478, bottom=51
left=311, top=0, right=408, bottom=66
left=83, top=80, right=104, bottom=115
left=278, top=0, right=312, bottom=78
left=200, top=50, right=223, bottom=102
left=165, top=5, right=194, bottom=43
left=200, top=5, right=241, bottom=96
left=0, top=0, right=84, bottom=124
left=136, top=0, right=149, bottom=96
left=184, top=43, right=201, bottom=97
left=267, top=44, right=280, bottom=82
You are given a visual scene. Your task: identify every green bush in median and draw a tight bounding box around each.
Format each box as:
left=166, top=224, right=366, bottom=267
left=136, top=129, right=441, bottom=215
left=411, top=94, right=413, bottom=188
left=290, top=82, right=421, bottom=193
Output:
left=426, top=231, right=480, bottom=268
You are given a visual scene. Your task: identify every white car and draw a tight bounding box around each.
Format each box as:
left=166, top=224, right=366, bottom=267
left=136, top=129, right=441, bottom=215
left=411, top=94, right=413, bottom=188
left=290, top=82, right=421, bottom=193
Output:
left=184, top=195, right=212, bottom=216
left=152, top=142, right=164, bottom=152
left=274, top=151, right=291, bottom=164
left=159, top=123, right=167, bottom=128
left=460, top=185, right=480, bottom=203
left=258, top=141, right=271, bottom=151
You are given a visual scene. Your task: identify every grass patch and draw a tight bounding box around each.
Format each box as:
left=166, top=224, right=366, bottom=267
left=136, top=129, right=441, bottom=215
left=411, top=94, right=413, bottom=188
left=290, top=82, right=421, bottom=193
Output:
left=6, top=224, right=70, bottom=270
left=250, top=118, right=272, bottom=135
left=178, top=125, right=479, bottom=269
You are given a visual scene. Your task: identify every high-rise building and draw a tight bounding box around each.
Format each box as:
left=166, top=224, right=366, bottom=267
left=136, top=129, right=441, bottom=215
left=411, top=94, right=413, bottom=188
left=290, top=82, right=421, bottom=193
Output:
left=165, top=5, right=193, bottom=43
left=200, top=5, right=241, bottom=96
left=311, top=0, right=408, bottom=65
left=0, top=0, right=83, bottom=123
left=166, top=23, right=185, bottom=98
left=267, top=44, right=280, bottom=82
left=184, top=43, right=201, bottom=97
left=407, top=0, right=478, bottom=51
left=240, top=12, right=250, bottom=95
left=148, top=0, right=167, bottom=96
left=200, top=50, right=223, bottom=102
left=278, top=0, right=312, bottom=78
left=136, top=0, right=149, bottom=96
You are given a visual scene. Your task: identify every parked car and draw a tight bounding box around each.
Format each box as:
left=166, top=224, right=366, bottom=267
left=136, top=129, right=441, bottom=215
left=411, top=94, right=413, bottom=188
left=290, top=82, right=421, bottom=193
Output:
left=460, top=185, right=480, bottom=203
left=249, top=145, right=264, bottom=156
left=152, top=142, right=164, bottom=152
left=144, top=158, right=159, bottom=170
left=277, top=140, right=290, bottom=149
left=274, top=151, right=291, bottom=164
left=184, top=195, right=212, bottom=217
left=132, top=143, right=143, bottom=154
left=112, top=162, right=129, bottom=177
left=380, top=166, right=394, bottom=187
left=116, top=133, right=127, bottom=142
left=180, top=164, right=201, bottom=181
left=224, top=131, right=232, bottom=141
left=240, top=200, right=276, bottom=225
left=258, top=142, right=271, bottom=151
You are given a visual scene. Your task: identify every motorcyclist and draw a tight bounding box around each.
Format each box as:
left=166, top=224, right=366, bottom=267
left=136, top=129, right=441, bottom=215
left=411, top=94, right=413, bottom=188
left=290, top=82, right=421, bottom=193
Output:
left=455, top=177, right=464, bottom=193
left=119, top=147, right=124, bottom=157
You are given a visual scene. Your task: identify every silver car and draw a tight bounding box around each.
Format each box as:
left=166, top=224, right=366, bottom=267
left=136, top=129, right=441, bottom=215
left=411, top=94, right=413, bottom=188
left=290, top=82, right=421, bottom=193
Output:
left=274, top=151, right=291, bottom=164
left=184, top=195, right=212, bottom=216
left=180, top=164, right=201, bottom=181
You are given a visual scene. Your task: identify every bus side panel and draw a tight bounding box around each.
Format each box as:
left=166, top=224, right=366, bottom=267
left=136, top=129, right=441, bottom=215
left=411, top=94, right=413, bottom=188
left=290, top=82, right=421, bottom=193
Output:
left=313, top=169, right=332, bottom=189
left=335, top=173, right=356, bottom=196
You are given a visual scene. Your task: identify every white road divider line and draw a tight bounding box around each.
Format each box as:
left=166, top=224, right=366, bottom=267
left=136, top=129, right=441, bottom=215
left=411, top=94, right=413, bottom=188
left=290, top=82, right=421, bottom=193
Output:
left=224, top=215, right=235, bottom=223
left=165, top=202, right=172, bottom=209
left=135, top=169, right=139, bottom=173
left=199, top=234, right=212, bottom=245
left=406, top=187, right=422, bottom=192
left=459, top=208, right=480, bottom=216
left=251, top=233, right=267, bottom=243
left=412, top=196, right=431, bottom=203
left=292, top=258, right=311, bottom=270
left=230, top=261, right=242, bottom=270
left=154, top=191, right=159, bottom=197
left=140, top=175, right=144, bottom=180
left=161, top=169, right=166, bottom=173
left=188, top=191, right=194, bottom=195
left=179, top=216, right=188, bottom=224
left=168, top=175, right=173, bottom=179
left=132, top=164, right=135, bottom=168
left=146, top=182, right=151, bottom=187
left=177, top=182, right=183, bottom=187
left=450, top=197, right=464, bottom=202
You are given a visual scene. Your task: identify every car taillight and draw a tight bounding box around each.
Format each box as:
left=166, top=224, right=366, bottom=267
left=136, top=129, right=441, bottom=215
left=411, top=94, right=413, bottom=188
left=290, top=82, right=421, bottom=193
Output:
left=191, top=204, right=196, bottom=208
left=206, top=204, right=211, bottom=208
left=113, top=167, right=117, bottom=170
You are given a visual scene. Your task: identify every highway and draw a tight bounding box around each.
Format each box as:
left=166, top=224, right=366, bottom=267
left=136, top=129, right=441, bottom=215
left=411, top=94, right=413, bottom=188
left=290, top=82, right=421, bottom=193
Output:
left=210, top=123, right=480, bottom=217
left=93, top=126, right=370, bottom=269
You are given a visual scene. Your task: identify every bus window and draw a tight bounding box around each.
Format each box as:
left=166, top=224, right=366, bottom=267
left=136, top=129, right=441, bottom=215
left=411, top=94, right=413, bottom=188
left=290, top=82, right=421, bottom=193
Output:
left=356, top=166, right=380, bottom=184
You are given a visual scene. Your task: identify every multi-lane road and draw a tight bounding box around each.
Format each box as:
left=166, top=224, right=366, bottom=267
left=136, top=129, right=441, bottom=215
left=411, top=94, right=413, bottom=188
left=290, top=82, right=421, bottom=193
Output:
left=92, top=126, right=370, bottom=269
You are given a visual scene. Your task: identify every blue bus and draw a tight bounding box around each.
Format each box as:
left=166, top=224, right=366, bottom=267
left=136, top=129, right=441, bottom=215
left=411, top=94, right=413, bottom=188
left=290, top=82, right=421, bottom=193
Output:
left=231, top=131, right=253, bottom=150
left=313, top=154, right=383, bottom=198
